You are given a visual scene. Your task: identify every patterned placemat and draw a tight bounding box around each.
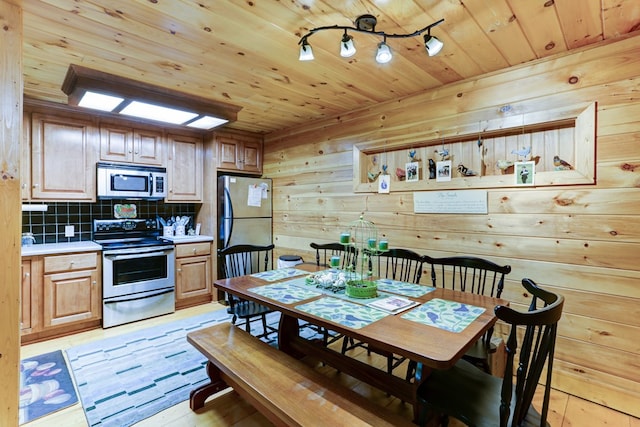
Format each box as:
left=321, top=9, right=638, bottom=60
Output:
left=401, top=298, right=485, bottom=333
left=295, top=297, right=389, bottom=329
left=248, top=282, right=323, bottom=304
left=250, top=268, right=309, bottom=282
left=375, top=278, right=436, bottom=297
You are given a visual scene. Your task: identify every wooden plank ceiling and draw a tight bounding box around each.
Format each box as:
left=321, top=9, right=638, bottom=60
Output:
left=21, top=0, right=640, bottom=135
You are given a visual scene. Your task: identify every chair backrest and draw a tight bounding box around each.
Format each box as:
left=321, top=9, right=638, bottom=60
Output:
left=310, top=242, right=358, bottom=269
left=497, top=278, right=564, bottom=427
left=368, top=247, right=425, bottom=284
left=218, top=244, right=275, bottom=279
left=423, top=255, right=512, bottom=298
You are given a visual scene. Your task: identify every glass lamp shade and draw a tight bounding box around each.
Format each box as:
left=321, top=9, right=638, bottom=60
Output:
left=340, top=35, right=356, bottom=57
left=375, top=42, right=392, bottom=64
left=424, top=35, right=444, bottom=56
left=299, top=43, right=314, bottom=61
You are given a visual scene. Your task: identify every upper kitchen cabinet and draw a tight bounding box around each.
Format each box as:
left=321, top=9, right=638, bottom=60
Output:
left=215, top=129, right=263, bottom=174
left=22, top=111, right=31, bottom=200
left=99, top=123, right=165, bottom=166
left=30, top=112, right=98, bottom=201
left=167, top=133, right=203, bottom=202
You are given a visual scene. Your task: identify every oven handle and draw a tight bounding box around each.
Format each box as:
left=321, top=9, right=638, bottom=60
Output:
left=104, top=249, right=173, bottom=261
left=104, top=288, right=174, bottom=304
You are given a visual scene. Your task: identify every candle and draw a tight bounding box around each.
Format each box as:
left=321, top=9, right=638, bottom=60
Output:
left=368, top=238, right=377, bottom=249
left=340, top=232, right=350, bottom=244
left=378, top=240, right=388, bottom=251
left=330, top=256, right=340, bottom=268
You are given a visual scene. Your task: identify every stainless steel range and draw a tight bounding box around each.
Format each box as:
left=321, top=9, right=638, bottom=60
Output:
left=94, top=218, right=175, bottom=328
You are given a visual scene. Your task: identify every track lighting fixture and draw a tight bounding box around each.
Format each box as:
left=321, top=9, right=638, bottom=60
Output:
left=298, top=15, right=444, bottom=63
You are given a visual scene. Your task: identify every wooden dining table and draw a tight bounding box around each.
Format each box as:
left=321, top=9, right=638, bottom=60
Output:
left=211, top=264, right=507, bottom=419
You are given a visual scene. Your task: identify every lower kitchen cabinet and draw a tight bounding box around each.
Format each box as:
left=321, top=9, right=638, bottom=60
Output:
left=21, top=251, right=102, bottom=343
left=175, top=242, right=212, bottom=309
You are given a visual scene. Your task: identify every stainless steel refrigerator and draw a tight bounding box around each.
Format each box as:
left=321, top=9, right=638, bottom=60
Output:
left=218, top=175, right=272, bottom=250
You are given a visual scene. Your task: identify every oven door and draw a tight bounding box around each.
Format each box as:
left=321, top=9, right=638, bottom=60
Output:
left=102, top=245, right=175, bottom=299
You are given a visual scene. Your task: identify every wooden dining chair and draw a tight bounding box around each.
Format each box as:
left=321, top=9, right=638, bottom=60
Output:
left=416, top=278, right=564, bottom=427
left=218, top=244, right=276, bottom=338
left=310, top=242, right=358, bottom=269
left=408, top=255, right=512, bottom=376
left=343, top=247, right=426, bottom=375
left=307, top=242, right=359, bottom=346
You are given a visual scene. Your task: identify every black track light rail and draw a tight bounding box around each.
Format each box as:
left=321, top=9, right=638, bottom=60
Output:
left=298, top=17, right=444, bottom=45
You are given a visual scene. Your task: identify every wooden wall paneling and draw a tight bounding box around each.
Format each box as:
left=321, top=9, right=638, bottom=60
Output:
left=264, top=35, right=640, bottom=416
left=0, top=1, right=22, bottom=424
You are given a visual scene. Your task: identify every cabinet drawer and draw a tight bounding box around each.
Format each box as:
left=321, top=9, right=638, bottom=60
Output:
left=176, top=242, right=211, bottom=258
left=44, top=252, right=98, bottom=273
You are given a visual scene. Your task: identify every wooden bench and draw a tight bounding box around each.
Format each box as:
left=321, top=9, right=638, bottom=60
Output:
left=187, top=322, right=416, bottom=427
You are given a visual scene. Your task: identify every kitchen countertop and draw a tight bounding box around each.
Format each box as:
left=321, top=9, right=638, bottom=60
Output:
left=21, top=241, right=103, bottom=257
left=159, top=235, right=214, bottom=244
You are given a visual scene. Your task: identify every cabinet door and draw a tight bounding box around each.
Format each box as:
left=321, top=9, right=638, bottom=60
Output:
left=22, top=112, right=31, bottom=200
left=241, top=139, right=263, bottom=174
left=100, top=125, right=133, bottom=162
left=167, top=134, right=203, bottom=202
left=176, top=255, right=212, bottom=305
left=31, top=113, right=98, bottom=200
left=133, top=129, right=165, bottom=166
left=21, top=260, right=32, bottom=331
left=217, top=136, right=241, bottom=170
left=43, top=269, right=100, bottom=328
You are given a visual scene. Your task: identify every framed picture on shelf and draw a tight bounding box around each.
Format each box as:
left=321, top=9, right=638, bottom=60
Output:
left=515, top=161, right=535, bottom=186
left=378, top=174, right=390, bottom=193
left=406, top=162, right=419, bottom=182
left=436, top=160, right=452, bottom=182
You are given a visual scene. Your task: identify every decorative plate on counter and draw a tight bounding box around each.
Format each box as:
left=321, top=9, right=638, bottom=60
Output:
left=114, top=204, right=137, bottom=219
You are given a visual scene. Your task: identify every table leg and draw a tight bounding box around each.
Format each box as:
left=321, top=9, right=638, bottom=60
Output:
left=278, top=313, right=306, bottom=358
left=189, top=361, right=229, bottom=410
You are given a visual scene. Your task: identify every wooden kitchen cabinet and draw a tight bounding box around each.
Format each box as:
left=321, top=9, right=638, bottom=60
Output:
left=21, top=251, right=102, bottom=344
left=175, top=242, right=212, bottom=309
left=167, top=133, right=203, bottom=202
left=30, top=112, right=98, bottom=201
left=215, top=130, right=263, bottom=174
left=100, top=124, right=165, bottom=166
left=21, top=259, right=32, bottom=332
left=22, top=112, right=31, bottom=200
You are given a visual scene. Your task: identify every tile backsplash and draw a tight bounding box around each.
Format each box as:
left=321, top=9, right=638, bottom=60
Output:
left=22, top=200, right=197, bottom=244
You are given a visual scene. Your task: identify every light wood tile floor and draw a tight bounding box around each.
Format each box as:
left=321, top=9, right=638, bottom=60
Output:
left=21, top=303, right=639, bottom=427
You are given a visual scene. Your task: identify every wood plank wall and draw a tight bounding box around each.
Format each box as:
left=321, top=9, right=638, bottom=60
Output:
left=0, top=1, right=23, bottom=424
left=263, top=33, right=640, bottom=417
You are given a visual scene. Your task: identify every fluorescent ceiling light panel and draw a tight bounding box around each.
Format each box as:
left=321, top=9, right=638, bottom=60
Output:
left=187, top=116, right=229, bottom=129
left=78, top=91, right=124, bottom=111
left=120, top=101, right=198, bottom=124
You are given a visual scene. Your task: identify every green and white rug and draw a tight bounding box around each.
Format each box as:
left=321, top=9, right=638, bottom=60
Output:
left=65, top=309, right=320, bottom=427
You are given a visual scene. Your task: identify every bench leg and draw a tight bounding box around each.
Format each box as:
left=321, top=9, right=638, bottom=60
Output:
left=189, top=361, right=229, bottom=410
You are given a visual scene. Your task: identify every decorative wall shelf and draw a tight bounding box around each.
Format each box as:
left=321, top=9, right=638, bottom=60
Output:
left=353, top=102, right=596, bottom=193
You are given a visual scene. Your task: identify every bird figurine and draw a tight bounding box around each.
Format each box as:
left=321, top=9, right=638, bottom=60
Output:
left=435, top=148, right=450, bottom=160
left=428, top=159, right=436, bottom=179
left=409, top=149, right=419, bottom=161
left=496, top=159, right=514, bottom=173
left=395, top=167, right=406, bottom=180
left=553, top=155, right=573, bottom=170
left=457, top=163, right=477, bottom=177
left=367, top=171, right=381, bottom=182
left=511, top=146, right=531, bottom=158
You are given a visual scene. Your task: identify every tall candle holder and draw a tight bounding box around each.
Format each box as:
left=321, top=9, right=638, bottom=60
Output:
left=341, top=215, right=388, bottom=298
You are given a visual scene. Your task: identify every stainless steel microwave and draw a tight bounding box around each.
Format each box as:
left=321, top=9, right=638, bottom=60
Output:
left=97, top=162, right=167, bottom=200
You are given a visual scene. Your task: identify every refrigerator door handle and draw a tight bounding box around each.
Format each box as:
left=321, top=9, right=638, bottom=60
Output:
left=223, top=186, right=234, bottom=248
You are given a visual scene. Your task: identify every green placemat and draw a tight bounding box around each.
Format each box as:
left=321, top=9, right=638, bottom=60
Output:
left=401, top=298, right=485, bottom=333
left=248, top=282, right=323, bottom=304
left=295, top=297, right=389, bottom=329
left=250, top=268, right=308, bottom=282
left=284, top=277, right=392, bottom=305
left=375, top=278, right=436, bottom=297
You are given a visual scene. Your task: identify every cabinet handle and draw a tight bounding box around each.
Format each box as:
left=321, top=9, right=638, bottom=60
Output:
left=32, top=184, right=39, bottom=188
left=193, top=248, right=197, bottom=254
left=92, top=280, right=97, bottom=285
left=177, top=268, right=182, bottom=272
left=24, top=272, right=30, bottom=278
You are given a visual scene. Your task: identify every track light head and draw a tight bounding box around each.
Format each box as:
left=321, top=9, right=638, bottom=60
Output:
left=299, top=37, right=314, bottom=61
left=424, top=34, right=444, bottom=56
left=375, top=41, right=392, bottom=64
left=340, top=31, right=356, bottom=57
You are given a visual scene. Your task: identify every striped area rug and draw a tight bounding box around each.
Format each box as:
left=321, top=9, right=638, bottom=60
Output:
left=66, top=309, right=323, bottom=427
